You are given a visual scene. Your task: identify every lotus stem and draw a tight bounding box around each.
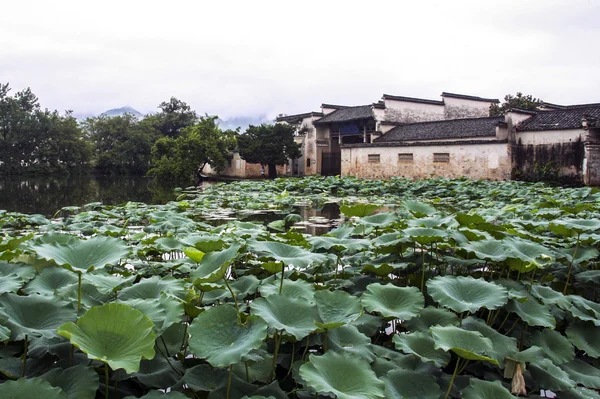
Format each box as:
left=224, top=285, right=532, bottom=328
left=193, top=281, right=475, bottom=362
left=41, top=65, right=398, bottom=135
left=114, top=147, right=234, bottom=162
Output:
left=223, top=277, right=240, bottom=318
left=301, top=336, right=310, bottom=362
left=563, top=233, right=580, bottom=295
left=245, top=361, right=250, bottom=382
left=279, top=262, right=285, bottom=294
left=420, top=246, right=426, bottom=292
left=156, top=341, right=182, bottom=376
left=105, top=364, right=109, bottom=399
left=226, top=365, right=233, bottom=399
left=444, top=357, right=461, bottom=399
left=22, top=335, right=28, bottom=377
left=497, top=312, right=511, bottom=331
left=457, top=359, right=470, bottom=374
left=270, top=330, right=282, bottom=382
left=77, top=272, right=82, bottom=314
left=323, top=330, right=328, bottom=353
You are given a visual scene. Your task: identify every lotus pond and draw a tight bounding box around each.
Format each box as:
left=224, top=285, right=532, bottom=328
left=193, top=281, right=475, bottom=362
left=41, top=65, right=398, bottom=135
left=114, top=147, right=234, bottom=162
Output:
left=1, top=176, right=600, bottom=399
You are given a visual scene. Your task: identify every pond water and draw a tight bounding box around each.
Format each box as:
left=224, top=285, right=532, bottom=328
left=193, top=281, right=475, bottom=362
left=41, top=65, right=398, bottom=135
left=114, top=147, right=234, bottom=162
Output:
left=0, top=175, right=181, bottom=216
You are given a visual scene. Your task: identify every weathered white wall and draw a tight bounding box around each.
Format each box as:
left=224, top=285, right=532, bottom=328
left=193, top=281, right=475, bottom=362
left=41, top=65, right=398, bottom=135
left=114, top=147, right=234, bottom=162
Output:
left=383, top=99, right=445, bottom=123
left=321, top=106, right=339, bottom=115
left=516, top=129, right=585, bottom=145
left=442, top=96, right=493, bottom=119
left=204, top=152, right=286, bottom=178
left=341, top=143, right=511, bottom=180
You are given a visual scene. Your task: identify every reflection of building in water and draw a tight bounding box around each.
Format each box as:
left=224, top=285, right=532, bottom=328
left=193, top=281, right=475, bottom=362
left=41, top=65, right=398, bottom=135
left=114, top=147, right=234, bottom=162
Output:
left=295, top=203, right=341, bottom=236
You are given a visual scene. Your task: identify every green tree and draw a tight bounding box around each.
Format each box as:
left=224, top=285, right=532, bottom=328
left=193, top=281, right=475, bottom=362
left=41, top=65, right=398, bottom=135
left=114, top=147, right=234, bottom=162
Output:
left=490, top=92, right=543, bottom=116
left=148, top=116, right=237, bottom=184
left=143, top=97, right=197, bottom=138
left=84, top=114, right=155, bottom=175
left=237, top=123, right=301, bottom=178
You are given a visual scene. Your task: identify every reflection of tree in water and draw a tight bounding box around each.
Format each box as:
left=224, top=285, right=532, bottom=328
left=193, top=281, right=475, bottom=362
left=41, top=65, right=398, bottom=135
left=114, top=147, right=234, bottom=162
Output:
left=0, top=175, right=177, bottom=216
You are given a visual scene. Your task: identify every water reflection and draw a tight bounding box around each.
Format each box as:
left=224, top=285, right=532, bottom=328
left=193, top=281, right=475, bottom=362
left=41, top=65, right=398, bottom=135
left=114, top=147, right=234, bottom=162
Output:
left=0, top=175, right=179, bottom=216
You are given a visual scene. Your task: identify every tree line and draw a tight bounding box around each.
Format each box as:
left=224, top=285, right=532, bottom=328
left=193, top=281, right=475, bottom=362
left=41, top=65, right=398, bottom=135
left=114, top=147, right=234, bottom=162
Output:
left=0, top=83, right=300, bottom=183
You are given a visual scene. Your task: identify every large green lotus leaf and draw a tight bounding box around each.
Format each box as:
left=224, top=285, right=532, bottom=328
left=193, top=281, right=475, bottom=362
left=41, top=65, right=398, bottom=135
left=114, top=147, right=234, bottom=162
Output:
left=463, top=379, right=517, bottom=399
left=189, top=244, right=240, bottom=284
left=351, top=313, right=384, bottom=337
left=403, top=306, right=460, bottom=332
left=550, top=218, right=600, bottom=235
left=231, top=275, right=260, bottom=299
left=498, top=280, right=556, bottom=328
left=326, top=324, right=374, bottom=362
left=188, top=305, right=267, bottom=368
left=249, top=240, right=327, bottom=269
left=154, top=237, right=185, bottom=252
left=560, top=387, right=600, bottom=399
left=299, top=351, right=385, bottom=399
left=393, top=331, right=451, bottom=367
left=133, top=353, right=185, bottom=389
left=557, top=246, right=599, bottom=264
left=462, top=316, right=517, bottom=368
left=566, top=322, right=600, bottom=358
left=22, top=267, right=78, bottom=296
left=0, top=313, right=10, bottom=341
left=183, top=247, right=205, bottom=263
left=118, top=276, right=186, bottom=301
left=382, top=368, right=441, bottom=399
left=560, top=359, right=600, bottom=389
left=402, top=227, right=447, bottom=245
left=308, top=236, right=370, bottom=254
left=502, top=237, right=555, bottom=272
left=250, top=294, right=319, bottom=340
left=403, top=200, right=436, bottom=217
left=83, top=271, right=136, bottom=295
left=530, top=284, right=572, bottom=309
left=258, top=277, right=315, bottom=302
left=357, top=212, right=398, bottom=228
left=427, top=276, right=508, bottom=314
left=458, top=239, right=509, bottom=262
left=0, top=274, right=23, bottom=294
left=119, top=296, right=183, bottom=335
left=407, top=215, right=458, bottom=229
left=33, top=236, right=128, bottom=273
left=430, top=325, right=498, bottom=364
left=57, top=303, right=156, bottom=373
left=0, top=293, right=76, bottom=340
left=569, top=295, right=600, bottom=321
left=340, top=203, right=380, bottom=217
left=530, top=328, right=574, bottom=365
left=232, top=351, right=273, bottom=383
left=361, top=283, right=424, bottom=321
left=39, top=365, right=99, bottom=399
left=0, top=262, right=36, bottom=282
left=314, top=290, right=362, bottom=329
left=575, top=270, right=600, bottom=284
left=529, top=358, right=575, bottom=392
left=182, top=364, right=228, bottom=391
left=125, top=391, right=189, bottom=398
left=0, top=377, right=67, bottom=399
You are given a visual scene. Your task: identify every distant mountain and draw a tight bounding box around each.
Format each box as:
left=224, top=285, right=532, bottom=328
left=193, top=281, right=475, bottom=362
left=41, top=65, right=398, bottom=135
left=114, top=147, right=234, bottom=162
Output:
left=100, top=106, right=143, bottom=118
left=217, top=115, right=271, bottom=132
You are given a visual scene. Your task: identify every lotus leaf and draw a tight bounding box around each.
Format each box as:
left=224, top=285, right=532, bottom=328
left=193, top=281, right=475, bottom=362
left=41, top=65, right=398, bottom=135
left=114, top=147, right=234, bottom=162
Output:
left=57, top=303, right=156, bottom=373
left=118, top=276, right=185, bottom=301
left=529, top=358, right=576, bottom=391
left=559, top=359, right=600, bottom=389
left=382, top=368, right=441, bottom=399
left=463, top=379, right=517, bottom=399
left=326, top=324, right=374, bottom=361
left=0, top=377, right=67, bottom=399
left=33, top=236, right=128, bottom=273
left=560, top=387, right=600, bottom=399
left=403, top=227, right=447, bottom=245
left=403, top=200, right=436, bottom=217
left=462, top=316, right=517, bottom=367
left=427, top=275, right=508, bottom=313
left=340, top=203, right=380, bottom=217
left=249, top=240, right=327, bottom=269
left=258, top=277, right=315, bottom=302
left=190, top=244, right=240, bottom=284
left=393, top=331, right=451, bottom=367
left=314, top=289, right=362, bottom=329
left=459, top=239, right=508, bottom=262
left=361, top=283, right=424, bottom=320
left=250, top=294, right=319, bottom=340
left=566, top=322, right=600, bottom=358
left=0, top=293, right=76, bottom=340
left=39, top=364, right=99, bottom=399
left=22, top=267, right=79, bottom=296
left=404, top=306, right=460, bottom=332
left=430, top=325, right=498, bottom=364
left=188, top=305, right=267, bottom=368
left=299, top=351, right=385, bottom=399
left=530, top=328, right=574, bottom=364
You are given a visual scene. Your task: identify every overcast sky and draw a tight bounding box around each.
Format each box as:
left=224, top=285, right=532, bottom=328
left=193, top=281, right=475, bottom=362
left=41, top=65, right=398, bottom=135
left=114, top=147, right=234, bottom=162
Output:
left=2, top=0, right=599, bottom=120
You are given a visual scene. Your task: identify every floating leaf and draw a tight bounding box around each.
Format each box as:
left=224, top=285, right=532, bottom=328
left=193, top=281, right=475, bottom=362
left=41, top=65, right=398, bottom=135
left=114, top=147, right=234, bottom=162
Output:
left=249, top=240, right=327, bottom=269
left=314, top=290, right=362, bottom=329
left=427, top=275, right=508, bottom=314
left=299, top=351, right=385, bottom=399
left=393, top=331, right=450, bottom=367
left=430, top=325, right=497, bottom=364
left=57, top=303, right=156, bottom=373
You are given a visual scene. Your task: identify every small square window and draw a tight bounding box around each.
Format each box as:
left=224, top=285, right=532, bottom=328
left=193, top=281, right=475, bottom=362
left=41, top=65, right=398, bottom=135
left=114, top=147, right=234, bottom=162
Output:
left=398, top=153, right=413, bottom=163
left=368, top=154, right=380, bottom=163
left=433, top=153, right=450, bottom=163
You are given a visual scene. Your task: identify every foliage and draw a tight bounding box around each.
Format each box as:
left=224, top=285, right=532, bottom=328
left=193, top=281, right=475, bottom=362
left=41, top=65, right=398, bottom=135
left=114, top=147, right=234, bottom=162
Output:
left=148, top=116, right=237, bottom=184
left=1, top=176, right=600, bottom=398
left=490, top=92, right=543, bottom=116
left=238, top=123, right=301, bottom=178
left=0, top=83, right=91, bottom=175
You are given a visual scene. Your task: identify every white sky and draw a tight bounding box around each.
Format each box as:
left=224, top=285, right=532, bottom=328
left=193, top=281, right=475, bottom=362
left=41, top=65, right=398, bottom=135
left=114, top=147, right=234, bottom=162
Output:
left=2, top=0, right=599, bottom=120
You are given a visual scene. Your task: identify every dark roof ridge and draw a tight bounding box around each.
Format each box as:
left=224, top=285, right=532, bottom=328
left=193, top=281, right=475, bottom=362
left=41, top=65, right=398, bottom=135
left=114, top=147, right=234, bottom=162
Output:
left=275, top=111, right=323, bottom=122
left=506, top=108, right=538, bottom=115
left=382, top=94, right=444, bottom=106
left=321, top=103, right=350, bottom=109
left=441, top=92, right=500, bottom=103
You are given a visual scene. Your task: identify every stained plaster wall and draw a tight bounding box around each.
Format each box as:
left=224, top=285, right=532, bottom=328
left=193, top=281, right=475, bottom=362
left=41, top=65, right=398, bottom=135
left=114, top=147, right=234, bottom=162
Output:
left=341, top=143, right=511, bottom=180
left=383, top=99, right=445, bottom=123
left=442, top=96, right=493, bottom=119
left=204, top=152, right=286, bottom=178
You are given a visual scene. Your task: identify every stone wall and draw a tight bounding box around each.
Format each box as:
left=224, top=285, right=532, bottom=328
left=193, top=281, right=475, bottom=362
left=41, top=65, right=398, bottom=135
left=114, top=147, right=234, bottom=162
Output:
left=341, top=142, right=511, bottom=180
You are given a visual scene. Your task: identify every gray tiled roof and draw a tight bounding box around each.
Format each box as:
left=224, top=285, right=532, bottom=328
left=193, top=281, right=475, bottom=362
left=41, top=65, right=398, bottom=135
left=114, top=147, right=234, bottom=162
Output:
left=382, top=94, right=444, bottom=106
left=517, top=105, right=600, bottom=132
left=314, top=105, right=374, bottom=125
left=441, top=92, right=500, bottom=103
left=375, top=116, right=504, bottom=142
left=276, top=112, right=323, bottom=123
left=343, top=139, right=508, bottom=148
